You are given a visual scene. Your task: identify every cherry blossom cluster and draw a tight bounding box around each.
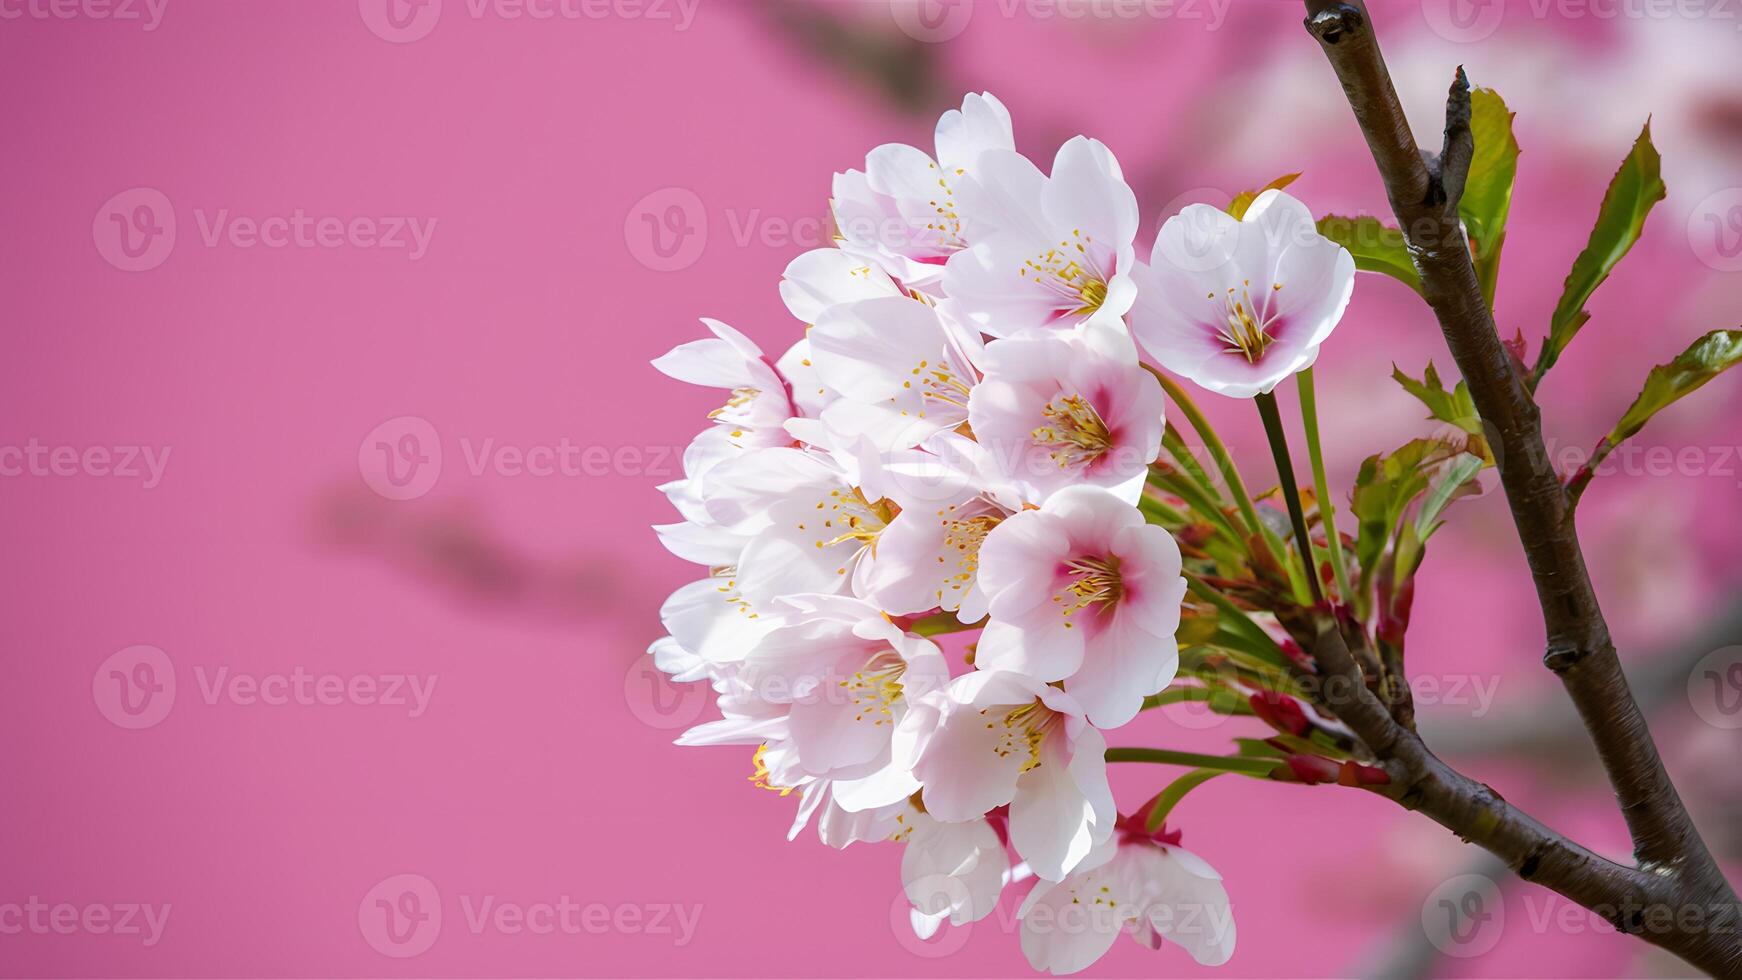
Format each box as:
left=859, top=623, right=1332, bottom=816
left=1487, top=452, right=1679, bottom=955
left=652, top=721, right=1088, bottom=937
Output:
left=650, top=92, right=1354, bottom=973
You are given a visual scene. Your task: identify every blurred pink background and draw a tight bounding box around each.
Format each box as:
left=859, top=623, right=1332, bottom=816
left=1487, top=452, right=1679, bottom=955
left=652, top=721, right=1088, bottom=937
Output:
left=3, top=0, right=1741, bottom=976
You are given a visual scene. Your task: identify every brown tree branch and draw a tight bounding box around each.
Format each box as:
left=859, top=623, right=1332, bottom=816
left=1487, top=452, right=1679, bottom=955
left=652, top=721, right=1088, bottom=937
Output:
left=1297, top=2, right=1741, bottom=973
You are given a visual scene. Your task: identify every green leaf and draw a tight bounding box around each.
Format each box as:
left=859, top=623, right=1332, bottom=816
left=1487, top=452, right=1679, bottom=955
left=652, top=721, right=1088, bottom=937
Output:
left=1415, top=453, right=1485, bottom=540
left=1460, top=88, right=1519, bottom=307
left=1606, top=329, right=1742, bottom=448
left=1317, top=215, right=1423, bottom=295
left=1228, top=173, right=1300, bottom=220
left=1391, top=362, right=1495, bottom=465
left=1350, top=438, right=1482, bottom=604
left=1536, top=122, right=1667, bottom=382
left=1143, top=770, right=1227, bottom=832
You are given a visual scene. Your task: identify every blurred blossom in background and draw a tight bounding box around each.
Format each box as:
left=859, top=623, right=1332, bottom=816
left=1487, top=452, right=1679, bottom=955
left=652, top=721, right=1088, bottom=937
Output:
left=2, top=0, right=1740, bottom=976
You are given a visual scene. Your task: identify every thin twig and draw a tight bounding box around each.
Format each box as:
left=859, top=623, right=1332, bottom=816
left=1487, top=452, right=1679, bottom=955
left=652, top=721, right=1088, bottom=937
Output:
left=1298, top=2, right=1740, bottom=972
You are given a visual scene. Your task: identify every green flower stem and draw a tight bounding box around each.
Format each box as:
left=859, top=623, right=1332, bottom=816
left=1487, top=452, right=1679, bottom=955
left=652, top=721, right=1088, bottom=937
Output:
left=1104, top=747, right=1277, bottom=777
left=1146, top=467, right=1243, bottom=547
left=1161, top=423, right=1221, bottom=505
left=1136, top=492, right=1191, bottom=528
left=1145, top=366, right=1275, bottom=562
left=1254, top=390, right=1325, bottom=605
left=1297, top=369, right=1355, bottom=605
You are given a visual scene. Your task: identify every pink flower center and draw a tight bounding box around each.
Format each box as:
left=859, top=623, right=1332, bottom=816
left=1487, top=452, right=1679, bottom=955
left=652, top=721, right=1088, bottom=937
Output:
left=1053, top=554, right=1124, bottom=627
left=1032, top=394, right=1113, bottom=471
left=1211, top=279, right=1286, bottom=362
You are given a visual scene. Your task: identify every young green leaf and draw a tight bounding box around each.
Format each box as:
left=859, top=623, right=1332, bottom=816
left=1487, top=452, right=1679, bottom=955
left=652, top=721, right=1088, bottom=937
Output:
left=1391, top=362, right=1494, bottom=465
left=1534, top=122, right=1666, bottom=384
left=1570, top=330, right=1742, bottom=500
left=1415, top=453, right=1485, bottom=540
left=1350, top=437, right=1482, bottom=614
left=1460, top=88, right=1519, bottom=308
left=1317, top=215, right=1423, bottom=295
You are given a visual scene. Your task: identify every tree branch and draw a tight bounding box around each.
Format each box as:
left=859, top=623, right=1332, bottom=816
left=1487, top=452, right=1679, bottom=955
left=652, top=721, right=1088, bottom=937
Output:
left=1298, top=2, right=1741, bottom=973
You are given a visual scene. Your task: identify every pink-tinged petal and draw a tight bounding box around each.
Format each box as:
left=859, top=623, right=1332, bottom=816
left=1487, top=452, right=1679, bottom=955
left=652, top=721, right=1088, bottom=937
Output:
left=855, top=510, right=951, bottom=616
left=1060, top=611, right=1176, bottom=729
left=934, top=92, right=1014, bottom=172
left=651, top=336, right=755, bottom=390
left=978, top=508, right=1073, bottom=616
left=734, top=532, right=849, bottom=604
left=901, top=816, right=1009, bottom=925
left=910, top=672, right=1042, bottom=822
left=1111, top=522, right=1187, bottom=639
left=1010, top=735, right=1101, bottom=882
left=648, top=635, right=708, bottom=685
left=658, top=577, right=774, bottom=667
left=652, top=520, right=744, bottom=567
left=1019, top=866, right=1132, bottom=975
left=1064, top=723, right=1115, bottom=839
left=953, top=147, right=1051, bottom=244
left=779, top=248, right=899, bottom=324
left=1045, top=484, right=1144, bottom=553
left=786, top=690, right=893, bottom=777
left=830, top=758, right=922, bottom=813
left=674, top=714, right=784, bottom=748
left=974, top=616, right=1084, bottom=683
left=1042, top=137, right=1138, bottom=252
left=1142, top=847, right=1237, bottom=966
left=809, top=296, right=945, bottom=407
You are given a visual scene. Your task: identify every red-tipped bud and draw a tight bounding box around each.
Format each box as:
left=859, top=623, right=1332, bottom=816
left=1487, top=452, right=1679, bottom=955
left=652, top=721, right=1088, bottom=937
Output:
left=1279, top=638, right=1311, bottom=669
left=1338, top=761, right=1392, bottom=787
left=1249, top=690, right=1311, bottom=737
left=1178, top=523, right=1215, bottom=548
left=1278, top=754, right=1340, bottom=784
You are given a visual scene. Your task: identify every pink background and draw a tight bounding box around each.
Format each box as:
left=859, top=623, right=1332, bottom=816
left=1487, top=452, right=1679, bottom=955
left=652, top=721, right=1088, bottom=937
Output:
left=3, top=0, right=1741, bottom=975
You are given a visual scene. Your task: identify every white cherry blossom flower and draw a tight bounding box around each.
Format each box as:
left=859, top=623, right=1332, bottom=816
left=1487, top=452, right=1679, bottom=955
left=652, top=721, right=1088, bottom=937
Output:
left=1019, top=822, right=1235, bottom=974
left=853, top=431, right=1022, bottom=620
left=737, top=594, right=948, bottom=805
left=700, top=445, right=895, bottom=603
left=900, top=810, right=1013, bottom=933
left=968, top=321, right=1164, bottom=505
left=779, top=247, right=904, bottom=325
left=832, top=92, right=1014, bottom=289
left=1128, top=189, right=1354, bottom=398
left=944, top=137, right=1139, bottom=337
left=974, top=486, right=1186, bottom=729
left=896, top=671, right=1114, bottom=881
left=807, top=295, right=982, bottom=448
left=652, top=317, right=797, bottom=449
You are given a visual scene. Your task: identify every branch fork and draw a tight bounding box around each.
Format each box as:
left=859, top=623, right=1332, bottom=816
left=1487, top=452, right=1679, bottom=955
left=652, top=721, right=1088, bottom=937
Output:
left=1297, top=2, right=1741, bottom=973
